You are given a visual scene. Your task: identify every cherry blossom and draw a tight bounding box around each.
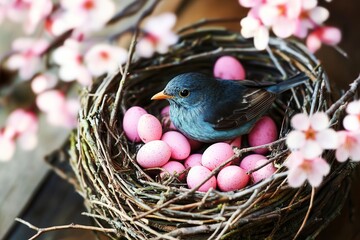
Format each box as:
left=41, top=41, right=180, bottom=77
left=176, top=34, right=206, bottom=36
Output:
left=343, top=100, right=360, bottom=132
left=335, top=131, right=360, bottom=162
left=51, top=0, right=115, bottom=35
left=294, top=0, right=329, bottom=38
left=306, top=26, right=342, bottom=52
left=52, top=39, right=92, bottom=86
left=239, top=0, right=263, bottom=8
left=6, top=38, right=49, bottom=80
left=286, top=112, right=338, bottom=159
left=31, top=73, right=58, bottom=94
left=258, top=0, right=301, bottom=38
left=240, top=14, right=269, bottom=50
left=136, top=12, right=178, bottom=58
left=25, top=0, right=53, bottom=34
left=36, top=90, right=79, bottom=128
left=84, top=44, right=128, bottom=77
left=0, top=0, right=52, bottom=34
left=285, top=151, right=330, bottom=188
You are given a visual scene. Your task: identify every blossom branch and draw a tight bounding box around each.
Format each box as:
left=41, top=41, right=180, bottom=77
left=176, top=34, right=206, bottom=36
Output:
left=326, top=74, right=360, bottom=116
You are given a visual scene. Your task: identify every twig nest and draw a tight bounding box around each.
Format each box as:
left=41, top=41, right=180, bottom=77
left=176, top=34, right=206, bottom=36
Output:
left=69, top=27, right=354, bottom=239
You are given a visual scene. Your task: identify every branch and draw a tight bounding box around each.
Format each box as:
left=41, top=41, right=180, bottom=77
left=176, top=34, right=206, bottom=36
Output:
left=292, top=187, right=315, bottom=240
left=326, top=74, right=360, bottom=116
left=15, top=218, right=116, bottom=240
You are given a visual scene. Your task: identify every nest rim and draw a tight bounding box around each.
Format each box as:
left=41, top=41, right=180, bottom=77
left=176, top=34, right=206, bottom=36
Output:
left=68, top=26, right=354, bottom=240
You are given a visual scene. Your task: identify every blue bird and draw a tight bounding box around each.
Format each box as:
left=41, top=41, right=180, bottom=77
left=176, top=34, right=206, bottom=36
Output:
left=151, top=72, right=308, bottom=142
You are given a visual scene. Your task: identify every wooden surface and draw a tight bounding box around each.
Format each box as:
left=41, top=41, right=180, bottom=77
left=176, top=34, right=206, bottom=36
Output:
left=1, top=0, right=360, bottom=239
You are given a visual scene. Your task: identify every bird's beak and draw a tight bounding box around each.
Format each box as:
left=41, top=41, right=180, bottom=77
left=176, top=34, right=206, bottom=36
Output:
left=151, top=91, right=173, bottom=100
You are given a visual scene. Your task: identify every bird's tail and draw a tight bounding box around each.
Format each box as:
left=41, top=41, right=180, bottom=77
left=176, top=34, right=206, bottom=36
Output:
left=266, top=72, right=309, bottom=93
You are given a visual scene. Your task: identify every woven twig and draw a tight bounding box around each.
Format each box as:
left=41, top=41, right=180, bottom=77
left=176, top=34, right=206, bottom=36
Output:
left=64, top=26, right=357, bottom=240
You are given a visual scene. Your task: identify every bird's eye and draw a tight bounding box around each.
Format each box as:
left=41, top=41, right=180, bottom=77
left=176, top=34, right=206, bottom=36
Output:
left=179, top=89, right=190, bottom=98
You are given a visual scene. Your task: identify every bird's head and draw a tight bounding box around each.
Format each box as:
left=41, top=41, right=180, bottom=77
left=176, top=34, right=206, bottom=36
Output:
left=151, top=73, right=215, bottom=109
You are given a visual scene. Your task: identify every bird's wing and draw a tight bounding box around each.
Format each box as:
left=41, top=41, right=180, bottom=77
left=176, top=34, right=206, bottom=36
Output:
left=204, top=88, right=277, bottom=130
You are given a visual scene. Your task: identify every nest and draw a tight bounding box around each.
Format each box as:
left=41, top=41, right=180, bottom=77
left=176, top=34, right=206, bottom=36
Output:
left=66, top=26, right=357, bottom=240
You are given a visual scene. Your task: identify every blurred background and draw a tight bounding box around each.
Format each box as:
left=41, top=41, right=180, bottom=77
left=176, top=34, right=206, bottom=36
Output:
left=1, top=0, right=359, bottom=239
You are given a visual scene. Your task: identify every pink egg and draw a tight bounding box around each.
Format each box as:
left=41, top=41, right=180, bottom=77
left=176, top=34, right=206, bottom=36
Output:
left=161, top=131, right=191, bottom=160
left=137, top=114, right=162, bottom=143
left=161, top=105, right=170, bottom=116
left=184, top=154, right=202, bottom=168
left=123, top=106, right=147, bottom=142
left=251, top=159, right=276, bottom=183
left=229, top=137, right=242, bottom=148
left=160, top=161, right=186, bottom=180
left=187, top=166, right=217, bottom=192
left=136, top=140, right=171, bottom=168
left=240, top=154, right=267, bottom=172
left=213, top=56, right=246, bottom=80
left=187, top=137, right=203, bottom=151
left=248, top=116, right=278, bottom=154
left=202, top=142, right=234, bottom=170
left=217, top=166, right=249, bottom=192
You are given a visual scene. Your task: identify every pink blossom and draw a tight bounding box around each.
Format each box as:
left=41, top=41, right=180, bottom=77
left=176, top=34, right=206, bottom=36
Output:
left=6, top=109, right=38, bottom=134
left=51, top=0, right=115, bottom=35
left=25, top=0, right=53, bottom=34
left=258, top=0, right=301, bottom=38
left=343, top=100, right=360, bottom=132
left=5, top=109, right=39, bottom=152
left=84, top=44, right=128, bottom=77
left=52, top=39, right=92, bottom=86
left=239, top=0, right=263, bottom=8
left=0, top=0, right=52, bottom=34
left=136, top=13, right=178, bottom=58
left=31, top=73, right=58, bottom=94
left=240, top=14, right=269, bottom=50
left=36, top=90, right=79, bottom=128
left=335, top=131, right=360, bottom=162
left=306, top=26, right=341, bottom=52
left=286, top=112, right=338, bottom=159
left=6, top=38, right=49, bottom=80
left=285, top=151, right=330, bottom=188
left=294, top=0, right=329, bottom=38
left=0, top=131, right=16, bottom=161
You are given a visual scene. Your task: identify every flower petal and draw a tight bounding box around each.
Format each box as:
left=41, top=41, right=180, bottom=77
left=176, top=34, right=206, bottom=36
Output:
left=302, top=140, right=322, bottom=159
left=310, top=112, right=329, bottom=131
left=306, top=32, right=322, bottom=53
left=316, top=129, right=339, bottom=149
left=286, top=130, right=306, bottom=149
left=346, top=100, right=360, bottom=115
left=291, top=113, right=310, bottom=131
left=287, top=167, right=307, bottom=188
left=309, top=7, right=329, bottom=24
left=272, top=17, right=296, bottom=38
left=343, top=115, right=360, bottom=131
left=254, top=25, right=269, bottom=50
left=336, top=146, right=349, bottom=162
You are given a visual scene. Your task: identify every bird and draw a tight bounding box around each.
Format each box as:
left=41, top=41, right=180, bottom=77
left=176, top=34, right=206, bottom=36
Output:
left=151, top=72, right=308, bottom=142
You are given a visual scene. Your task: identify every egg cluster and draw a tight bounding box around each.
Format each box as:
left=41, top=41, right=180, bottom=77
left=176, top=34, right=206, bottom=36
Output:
left=122, top=56, right=279, bottom=192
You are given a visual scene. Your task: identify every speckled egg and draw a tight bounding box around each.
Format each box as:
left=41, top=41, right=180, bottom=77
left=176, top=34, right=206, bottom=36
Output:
left=137, top=114, right=163, bottom=143
left=202, top=142, right=234, bottom=170
left=217, top=166, right=249, bottom=192
left=160, top=161, right=186, bottom=180
left=248, top=116, right=278, bottom=154
left=251, top=159, right=276, bottom=183
left=187, top=166, right=217, bottom=192
left=213, top=56, right=246, bottom=80
left=229, top=137, right=242, bottom=148
left=240, top=154, right=267, bottom=172
left=136, top=140, right=171, bottom=168
left=123, top=106, right=147, bottom=142
left=161, top=105, right=176, bottom=130
left=161, top=131, right=191, bottom=160
left=184, top=154, right=202, bottom=168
